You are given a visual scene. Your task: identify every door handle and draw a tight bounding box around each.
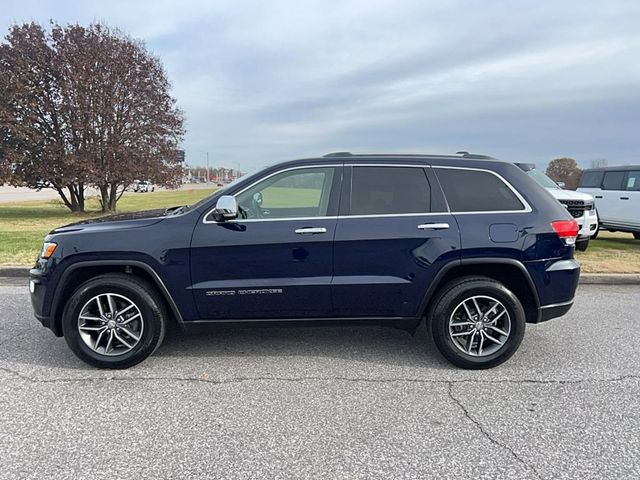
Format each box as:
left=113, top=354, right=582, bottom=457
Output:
left=620, top=196, right=630, bottom=200
left=417, top=223, right=450, bottom=230
left=294, top=227, right=327, bottom=234
left=595, top=195, right=603, bottom=199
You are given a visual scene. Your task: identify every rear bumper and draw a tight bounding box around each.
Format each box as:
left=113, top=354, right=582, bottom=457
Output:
left=529, top=258, right=580, bottom=323
left=539, top=299, right=574, bottom=322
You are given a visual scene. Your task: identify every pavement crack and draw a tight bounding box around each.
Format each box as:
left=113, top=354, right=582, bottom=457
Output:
left=447, top=382, right=543, bottom=479
left=1, top=367, right=639, bottom=387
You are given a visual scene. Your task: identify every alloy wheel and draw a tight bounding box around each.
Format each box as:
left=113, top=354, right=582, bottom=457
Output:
left=77, top=293, right=144, bottom=356
left=448, top=295, right=511, bottom=357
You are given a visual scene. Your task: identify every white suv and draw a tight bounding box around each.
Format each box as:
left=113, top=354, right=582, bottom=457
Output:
left=516, top=163, right=598, bottom=251
left=133, top=180, right=155, bottom=193
left=578, top=166, right=640, bottom=240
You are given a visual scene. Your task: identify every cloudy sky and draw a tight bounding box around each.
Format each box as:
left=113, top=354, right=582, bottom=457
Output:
left=3, top=0, right=640, bottom=171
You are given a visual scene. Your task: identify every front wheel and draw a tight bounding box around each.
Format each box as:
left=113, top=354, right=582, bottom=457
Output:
left=633, top=232, right=640, bottom=240
left=61, top=274, right=167, bottom=369
left=575, top=238, right=589, bottom=251
left=430, top=277, right=526, bottom=369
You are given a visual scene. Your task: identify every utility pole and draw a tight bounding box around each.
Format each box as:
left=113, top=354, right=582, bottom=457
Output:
left=206, top=152, right=210, bottom=183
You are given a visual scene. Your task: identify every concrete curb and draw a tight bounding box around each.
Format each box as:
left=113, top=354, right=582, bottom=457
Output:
left=1, top=266, right=639, bottom=285
left=0, top=266, right=30, bottom=278
left=578, top=273, right=640, bottom=285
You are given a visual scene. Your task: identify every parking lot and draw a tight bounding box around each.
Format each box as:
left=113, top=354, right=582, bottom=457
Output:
left=0, top=283, right=638, bottom=479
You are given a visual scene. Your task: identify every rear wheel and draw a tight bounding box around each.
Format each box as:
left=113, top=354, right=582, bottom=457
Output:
left=430, top=277, right=526, bottom=369
left=62, top=274, right=167, bottom=369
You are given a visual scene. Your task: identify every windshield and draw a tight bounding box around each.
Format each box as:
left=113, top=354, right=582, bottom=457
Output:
left=526, top=169, right=560, bottom=189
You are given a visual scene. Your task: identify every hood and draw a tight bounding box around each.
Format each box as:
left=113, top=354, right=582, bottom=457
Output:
left=545, top=188, right=594, bottom=202
left=51, top=208, right=167, bottom=234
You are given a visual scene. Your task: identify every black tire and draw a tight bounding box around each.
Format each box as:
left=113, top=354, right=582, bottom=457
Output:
left=633, top=232, right=640, bottom=240
left=429, top=276, right=526, bottom=369
left=575, top=238, right=589, bottom=252
left=591, top=210, right=600, bottom=240
left=61, top=273, right=167, bottom=369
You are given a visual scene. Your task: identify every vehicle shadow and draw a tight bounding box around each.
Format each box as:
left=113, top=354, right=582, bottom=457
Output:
left=2, top=320, right=449, bottom=371
left=154, top=322, right=448, bottom=368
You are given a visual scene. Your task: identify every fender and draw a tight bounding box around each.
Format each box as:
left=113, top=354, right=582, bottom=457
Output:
left=417, top=257, right=541, bottom=319
left=50, top=260, right=184, bottom=331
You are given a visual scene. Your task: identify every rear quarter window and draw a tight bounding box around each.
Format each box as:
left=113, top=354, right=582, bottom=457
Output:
left=435, top=168, right=526, bottom=212
left=625, top=171, right=640, bottom=191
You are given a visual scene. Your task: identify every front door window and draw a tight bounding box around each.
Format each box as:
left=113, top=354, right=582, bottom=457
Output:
left=235, top=167, right=335, bottom=219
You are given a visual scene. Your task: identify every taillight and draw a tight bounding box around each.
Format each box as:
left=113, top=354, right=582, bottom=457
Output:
left=551, top=220, right=579, bottom=246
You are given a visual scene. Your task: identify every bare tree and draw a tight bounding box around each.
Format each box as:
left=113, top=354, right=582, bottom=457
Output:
left=0, top=22, right=185, bottom=213
left=590, top=158, right=608, bottom=169
left=546, top=157, right=582, bottom=190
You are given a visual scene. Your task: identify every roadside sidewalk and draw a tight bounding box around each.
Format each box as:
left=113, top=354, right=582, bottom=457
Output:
left=1, top=266, right=639, bottom=285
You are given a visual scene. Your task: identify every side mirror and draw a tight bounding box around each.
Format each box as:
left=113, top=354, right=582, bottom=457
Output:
left=557, top=182, right=566, bottom=189
left=212, top=195, right=238, bottom=220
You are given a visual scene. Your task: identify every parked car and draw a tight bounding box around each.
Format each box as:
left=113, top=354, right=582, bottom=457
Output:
left=515, top=163, right=597, bottom=251
left=30, top=152, right=580, bottom=369
left=578, top=166, right=640, bottom=239
left=34, top=180, right=53, bottom=190
left=133, top=181, right=155, bottom=193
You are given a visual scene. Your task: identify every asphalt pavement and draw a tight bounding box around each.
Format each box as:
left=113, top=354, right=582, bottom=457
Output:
left=0, top=284, right=639, bottom=479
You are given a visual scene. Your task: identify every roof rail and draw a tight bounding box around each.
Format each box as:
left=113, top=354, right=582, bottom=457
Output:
left=323, top=152, right=352, bottom=157
left=456, top=151, right=495, bottom=159
left=322, top=151, right=495, bottom=159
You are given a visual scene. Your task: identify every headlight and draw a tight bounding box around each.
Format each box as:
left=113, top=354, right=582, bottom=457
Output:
left=40, top=242, right=57, bottom=259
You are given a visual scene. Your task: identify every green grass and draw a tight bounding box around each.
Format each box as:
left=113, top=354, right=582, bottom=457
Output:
left=2, top=188, right=639, bottom=272
left=0, top=188, right=215, bottom=265
left=261, top=187, right=320, bottom=208
left=576, top=231, right=640, bottom=273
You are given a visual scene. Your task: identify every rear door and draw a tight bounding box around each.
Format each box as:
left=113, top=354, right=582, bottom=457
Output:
left=190, top=164, right=342, bottom=320
left=621, top=170, right=640, bottom=229
left=598, top=170, right=627, bottom=225
left=332, top=164, right=460, bottom=318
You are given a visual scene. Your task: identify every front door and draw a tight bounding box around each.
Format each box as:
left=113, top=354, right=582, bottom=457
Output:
left=332, top=165, right=460, bottom=318
left=190, top=165, right=342, bottom=320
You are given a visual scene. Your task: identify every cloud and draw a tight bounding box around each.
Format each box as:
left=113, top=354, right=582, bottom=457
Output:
left=3, top=0, right=640, bottom=170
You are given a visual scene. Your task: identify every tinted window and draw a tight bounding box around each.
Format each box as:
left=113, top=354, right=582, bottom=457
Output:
left=235, top=167, right=335, bottom=219
left=436, top=168, right=525, bottom=212
left=626, top=171, right=640, bottom=191
left=602, top=171, right=625, bottom=191
left=350, top=167, right=432, bottom=215
left=579, top=171, right=604, bottom=188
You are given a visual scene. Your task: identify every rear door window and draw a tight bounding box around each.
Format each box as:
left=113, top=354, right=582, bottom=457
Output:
left=602, top=171, right=626, bottom=191
left=349, top=166, right=433, bottom=215
left=435, top=168, right=525, bottom=212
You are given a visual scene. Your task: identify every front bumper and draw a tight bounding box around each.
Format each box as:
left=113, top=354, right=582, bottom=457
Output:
left=577, top=209, right=598, bottom=239
left=30, top=265, right=61, bottom=336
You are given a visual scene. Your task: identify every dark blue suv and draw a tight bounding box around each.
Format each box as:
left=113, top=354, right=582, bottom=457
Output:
left=29, top=152, right=580, bottom=369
